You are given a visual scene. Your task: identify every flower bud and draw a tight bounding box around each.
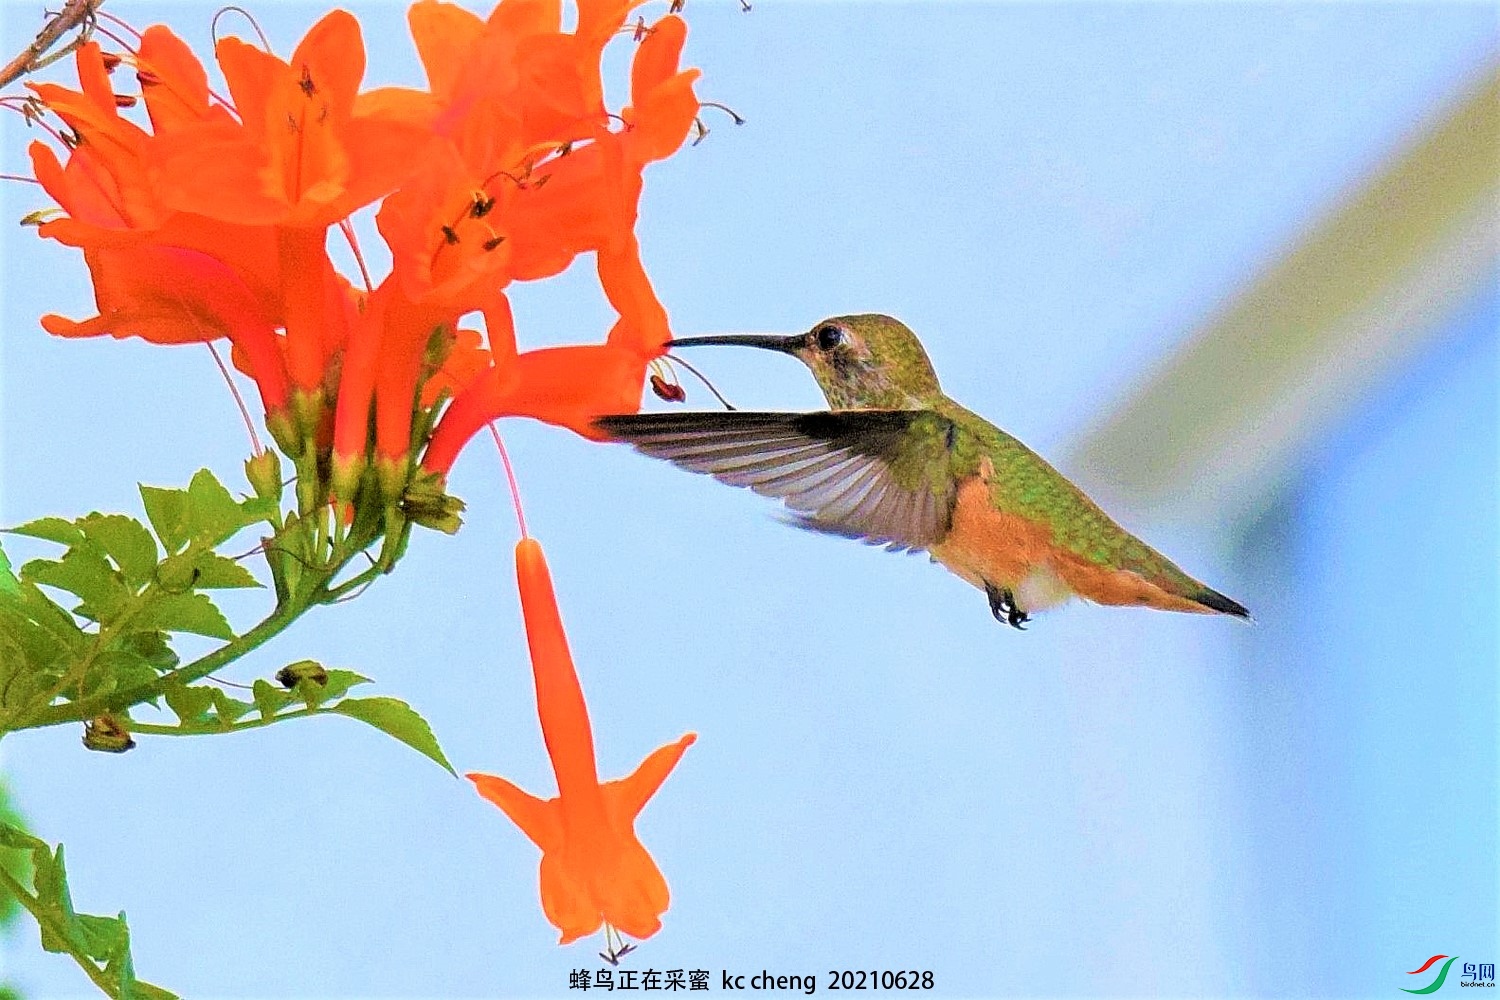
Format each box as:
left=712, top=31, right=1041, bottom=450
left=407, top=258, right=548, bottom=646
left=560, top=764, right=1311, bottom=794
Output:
left=245, top=449, right=283, bottom=502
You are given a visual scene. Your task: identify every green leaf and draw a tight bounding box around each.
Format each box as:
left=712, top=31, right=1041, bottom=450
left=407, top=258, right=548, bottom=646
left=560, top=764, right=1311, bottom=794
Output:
left=138, top=486, right=188, bottom=554
left=118, top=631, right=178, bottom=673
left=1, top=825, right=177, bottom=998
left=184, top=469, right=248, bottom=547
left=162, top=682, right=213, bottom=725
left=34, top=842, right=82, bottom=956
left=0, top=580, right=83, bottom=695
left=24, top=548, right=131, bottom=623
left=0, top=659, right=58, bottom=712
left=333, top=697, right=455, bottom=775
left=315, top=669, right=370, bottom=704
left=8, top=517, right=85, bottom=547
left=251, top=679, right=292, bottom=720
left=0, top=786, right=35, bottom=929
left=132, top=592, right=233, bottom=640
left=289, top=667, right=370, bottom=710
left=190, top=553, right=260, bottom=589
left=0, top=541, right=18, bottom=598
left=240, top=496, right=279, bottom=527
left=72, top=911, right=127, bottom=962
left=89, top=650, right=158, bottom=702
left=207, top=688, right=253, bottom=725
left=78, top=514, right=158, bottom=589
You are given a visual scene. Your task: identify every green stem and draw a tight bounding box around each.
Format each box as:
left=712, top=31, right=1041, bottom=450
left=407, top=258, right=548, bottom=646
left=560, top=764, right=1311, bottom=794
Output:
left=322, top=561, right=382, bottom=603
left=129, top=704, right=328, bottom=737
left=0, top=865, right=122, bottom=999
left=6, top=506, right=394, bottom=734
left=20, top=587, right=314, bottom=731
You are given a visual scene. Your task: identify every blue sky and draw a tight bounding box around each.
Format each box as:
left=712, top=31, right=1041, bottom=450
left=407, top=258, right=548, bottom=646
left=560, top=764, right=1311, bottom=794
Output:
left=1, top=2, right=1495, bottom=995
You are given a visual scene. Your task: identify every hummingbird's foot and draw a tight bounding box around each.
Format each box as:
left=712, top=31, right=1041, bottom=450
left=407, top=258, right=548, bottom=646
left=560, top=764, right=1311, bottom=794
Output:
left=985, top=581, right=1030, bottom=630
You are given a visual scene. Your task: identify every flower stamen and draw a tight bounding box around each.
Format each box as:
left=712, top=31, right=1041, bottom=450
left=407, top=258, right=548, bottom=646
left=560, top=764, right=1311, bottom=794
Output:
left=211, top=6, right=272, bottom=52
left=700, top=100, right=745, bottom=126
left=206, top=342, right=267, bottom=457
left=96, top=9, right=144, bottom=43
left=665, top=353, right=737, bottom=410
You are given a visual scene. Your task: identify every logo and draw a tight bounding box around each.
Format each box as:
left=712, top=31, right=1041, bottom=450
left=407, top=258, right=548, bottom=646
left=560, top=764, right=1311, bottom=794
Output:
left=1403, top=955, right=1497, bottom=993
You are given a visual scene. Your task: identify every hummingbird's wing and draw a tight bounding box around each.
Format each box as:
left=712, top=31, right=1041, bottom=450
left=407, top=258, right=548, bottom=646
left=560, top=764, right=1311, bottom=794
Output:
left=595, top=411, right=958, bottom=552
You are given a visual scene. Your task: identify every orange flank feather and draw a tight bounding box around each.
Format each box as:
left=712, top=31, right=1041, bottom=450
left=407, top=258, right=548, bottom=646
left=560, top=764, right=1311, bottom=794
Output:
left=934, top=470, right=1220, bottom=615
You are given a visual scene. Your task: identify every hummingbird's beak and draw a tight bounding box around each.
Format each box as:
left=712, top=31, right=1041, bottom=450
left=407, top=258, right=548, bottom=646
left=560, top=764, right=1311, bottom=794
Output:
left=665, top=333, right=807, bottom=354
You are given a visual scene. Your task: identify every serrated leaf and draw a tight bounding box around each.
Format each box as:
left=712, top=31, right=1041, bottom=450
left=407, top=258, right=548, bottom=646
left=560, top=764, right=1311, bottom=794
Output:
left=78, top=514, right=157, bottom=588
left=133, top=593, right=232, bottom=639
left=73, top=911, right=127, bottom=962
left=0, top=665, right=58, bottom=711
left=118, top=631, right=178, bottom=673
left=0, top=824, right=37, bottom=852
left=162, top=683, right=213, bottom=725
left=0, top=582, right=83, bottom=683
left=317, top=669, right=371, bottom=704
left=332, top=697, right=455, bottom=774
left=105, top=917, right=180, bottom=1000
left=34, top=843, right=77, bottom=955
left=0, top=808, right=36, bottom=931
left=2, top=576, right=86, bottom=653
left=7, top=517, right=85, bottom=547
left=252, top=679, right=292, bottom=720
left=207, top=688, right=253, bottom=725
left=190, top=553, right=260, bottom=589
left=0, top=541, right=18, bottom=597
left=3, top=825, right=175, bottom=997
left=240, top=496, right=279, bottom=526
left=184, top=470, right=247, bottom=547
left=90, top=650, right=158, bottom=700
left=24, top=548, right=131, bottom=623
left=138, top=486, right=188, bottom=554
left=127, top=982, right=180, bottom=1000
left=294, top=668, right=371, bottom=710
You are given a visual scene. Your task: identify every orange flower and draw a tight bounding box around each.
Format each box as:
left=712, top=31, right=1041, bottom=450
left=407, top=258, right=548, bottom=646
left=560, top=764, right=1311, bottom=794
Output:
left=149, top=11, right=427, bottom=229
left=27, top=38, right=293, bottom=414
left=27, top=41, right=161, bottom=232
left=414, top=15, right=697, bottom=472
left=42, top=244, right=289, bottom=413
left=468, top=539, right=694, bottom=945
left=140, top=11, right=428, bottom=398
left=26, top=2, right=706, bottom=493
left=420, top=240, right=666, bottom=473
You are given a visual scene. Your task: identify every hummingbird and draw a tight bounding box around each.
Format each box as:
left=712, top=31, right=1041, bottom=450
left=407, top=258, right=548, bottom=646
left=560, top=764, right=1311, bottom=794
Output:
left=595, top=314, right=1248, bottom=628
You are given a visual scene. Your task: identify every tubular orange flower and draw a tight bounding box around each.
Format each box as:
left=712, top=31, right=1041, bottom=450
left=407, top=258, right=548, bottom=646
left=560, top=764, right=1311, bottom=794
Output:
left=468, top=539, right=694, bottom=945
left=420, top=242, right=666, bottom=472
left=25, top=1, right=710, bottom=512
left=149, top=11, right=428, bottom=229
left=144, top=11, right=429, bottom=399
left=42, top=244, right=289, bottom=413
left=26, top=41, right=161, bottom=231
left=26, top=38, right=293, bottom=415
left=414, top=13, right=698, bottom=473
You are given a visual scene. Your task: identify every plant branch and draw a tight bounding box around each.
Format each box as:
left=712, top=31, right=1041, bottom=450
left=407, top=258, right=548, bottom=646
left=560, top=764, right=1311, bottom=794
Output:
left=0, top=0, right=100, bottom=90
left=20, top=589, right=312, bottom=731
left=0, top=864, right=122, bottom=1000
left=129, top=704, right=326, bottom=737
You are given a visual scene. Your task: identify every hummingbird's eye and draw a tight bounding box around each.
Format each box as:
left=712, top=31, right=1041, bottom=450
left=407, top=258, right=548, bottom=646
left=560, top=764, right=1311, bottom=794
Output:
left=815, top=325, right=846, bottom=351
